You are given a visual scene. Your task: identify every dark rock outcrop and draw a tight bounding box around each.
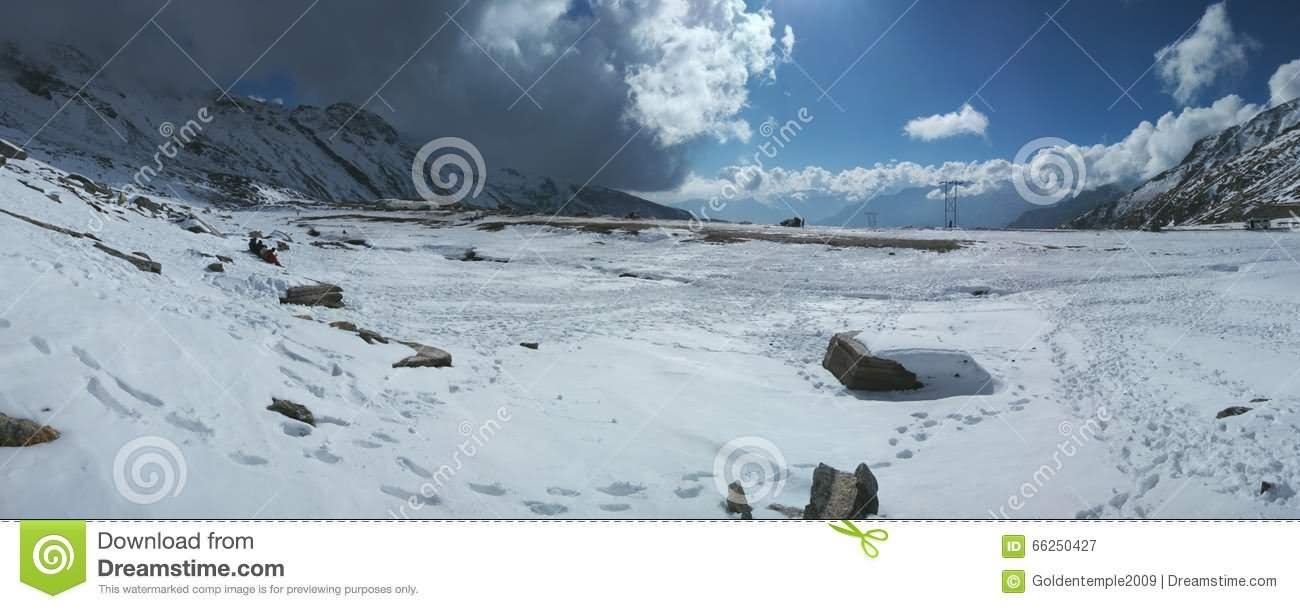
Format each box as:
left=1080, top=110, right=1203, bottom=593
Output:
left=822, top=331, right=921, bottom=391
left=725, top=481, right=753, bottom=519
left=803, top=462, right=880, bottom=519
left=0, top=138, right=28, bottom=160
left=267, top=398, right=315, bottom=427
left=1216, top=406, right=1253, bottom=419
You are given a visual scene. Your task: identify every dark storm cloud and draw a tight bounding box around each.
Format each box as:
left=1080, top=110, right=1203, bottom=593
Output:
left=0, top=0, right=784, bottom=192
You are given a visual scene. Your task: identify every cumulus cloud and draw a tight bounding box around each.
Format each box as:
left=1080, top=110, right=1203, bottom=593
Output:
left=1076, top=94, right=1260, bottom=184
left=623, top=0, right=782, bottom=146
left=646, top=94, right=1263, bottom=207
left=903, top=104, right=989, bottom=141
left=1268, top=58, right=1300, bottom=106
left=780, top=25, right=796, bottom=61
left=0, top=0, right=789, bottom=192
left=1155, top=2, right=1251, bottom=104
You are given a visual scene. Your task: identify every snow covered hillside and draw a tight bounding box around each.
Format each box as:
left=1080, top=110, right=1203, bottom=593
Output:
left=1074, top=99, right=1300, bottom=228
left=0, top=43, right=688, bottom=219
left=2, top=148, right=1299, bottom=519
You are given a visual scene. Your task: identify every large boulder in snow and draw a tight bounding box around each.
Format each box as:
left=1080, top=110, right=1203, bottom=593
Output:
left=0, top=414, right=59, bottom=447
left=803, top=462, right=880, bottom=519
left=281, top=284, right=344, bottom=308
left=822, top=331, right=921, bottom=391
left=267, top=398, right=315, bottom=427
left=0, top=138, right=27, bottom=160
left=393, top=341, right=452, bottom=368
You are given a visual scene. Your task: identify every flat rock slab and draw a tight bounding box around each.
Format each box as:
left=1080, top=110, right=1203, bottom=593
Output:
left=394, top=341, right=452, bottom=368
left=281, top=284, right=344, bottom=308
left=822, top=331, right=921, bottom=391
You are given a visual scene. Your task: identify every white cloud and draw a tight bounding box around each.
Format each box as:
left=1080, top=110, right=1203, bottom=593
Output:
left=642, top=94, right=1264, bottom=207
left=476, top=0, right=571, bottom=56
left=1078, top=94, right=1260, bottom=184
left=1155, top=2, right=1250, bottom=104
left=903, top=104, right=989, bottom=141
left=622, top=0, right=783, bottom=146
left=780, top=25, right=795, bottom=61
left=1268, top=58, right=1300, bottom=106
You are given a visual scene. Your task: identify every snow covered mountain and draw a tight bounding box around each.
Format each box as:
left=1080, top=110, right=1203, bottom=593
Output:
left=1072, top=99, right=1300, bottom=228
left=0, top=43, right=688, bottom=219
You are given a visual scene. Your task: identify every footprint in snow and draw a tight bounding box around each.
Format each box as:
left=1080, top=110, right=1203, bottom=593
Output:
left=113, top=376, right=164, bottom=407
left=546, top=487, right=581, bottom=497
left=468, top=482, right=508, bottom=496
left=229, top=451, right=269, bottom=466
left=673, top=485, right=703, bottom=499
left=86, top=377, right=137, bottom=418
left=381, top=485, right=440, bottom=506
left=523, top=501, right=568, bottom=516
left=681, top=471, right=713, bottom=482
left=72, top=346, right=101, bottom=370
left=282, top=421, right=312, bottom=437
left=166, top=412, right=214, bottom=436
left=0, top=318, right=10, bottom=329
left=372, top=432, right=398, bottom=444
left=599, top=503, right=631, bottom=512
left=30, top=336, right=51, bottom=355
left=353, top=439, right=382, bottom=449
left=396, top=456, right=433, bottom=479
left=310, top=446, right=341, bottom=464
left=896, top=449, right=914, bottom=459
left=596, top=482, right=646, bottom=497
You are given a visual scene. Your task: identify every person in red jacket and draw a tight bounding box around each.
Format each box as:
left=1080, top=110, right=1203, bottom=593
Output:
left=260, top=248, right=282, bottom=267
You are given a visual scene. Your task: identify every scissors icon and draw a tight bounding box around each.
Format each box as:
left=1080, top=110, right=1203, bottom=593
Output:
left=829, top=520, right=889, bottom=558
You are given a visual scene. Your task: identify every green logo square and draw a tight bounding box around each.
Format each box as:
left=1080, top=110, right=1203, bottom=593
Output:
left=1002, top=534, right=1026, bottom=558
left=1002, top=570, right=1027, bottom=594
left=20, top=520, right=87, bottom=596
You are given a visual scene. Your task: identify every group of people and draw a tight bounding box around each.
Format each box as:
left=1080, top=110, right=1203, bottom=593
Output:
left=248, top=236, right=282, bottom=266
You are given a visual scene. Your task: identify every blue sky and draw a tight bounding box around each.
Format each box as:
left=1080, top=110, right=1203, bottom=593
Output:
left=688, top=0, right=1300, bottom=187
left=204, top=0, right=1300, bottom=204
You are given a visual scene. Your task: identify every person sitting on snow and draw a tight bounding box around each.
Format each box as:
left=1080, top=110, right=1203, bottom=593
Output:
left=248, top=236, right=264, bottom=254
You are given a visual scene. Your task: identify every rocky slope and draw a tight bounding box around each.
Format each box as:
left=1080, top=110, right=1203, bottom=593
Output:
left=1073, top=99, right=1300, bottom=228
left=1007, top=185, right=1129, bottom=229
left=0, top=43, right=688, bottom=219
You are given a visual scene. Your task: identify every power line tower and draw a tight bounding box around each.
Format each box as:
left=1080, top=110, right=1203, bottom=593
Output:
left=937, top=180, right=971, bottom=229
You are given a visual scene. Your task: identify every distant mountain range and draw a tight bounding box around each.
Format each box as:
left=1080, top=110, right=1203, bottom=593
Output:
left=814, top=185, right=1037, bottom=229
left=0, top=43, right=689, bottom=220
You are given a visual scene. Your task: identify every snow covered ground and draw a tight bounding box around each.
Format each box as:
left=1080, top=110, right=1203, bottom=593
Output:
left=2, top=154, right=1299, bottom=519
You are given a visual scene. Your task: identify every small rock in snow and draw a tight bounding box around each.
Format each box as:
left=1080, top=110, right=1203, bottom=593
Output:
left=0, top=414, right=59, bottom=447
left=267, top=398, right=315, bottom=427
